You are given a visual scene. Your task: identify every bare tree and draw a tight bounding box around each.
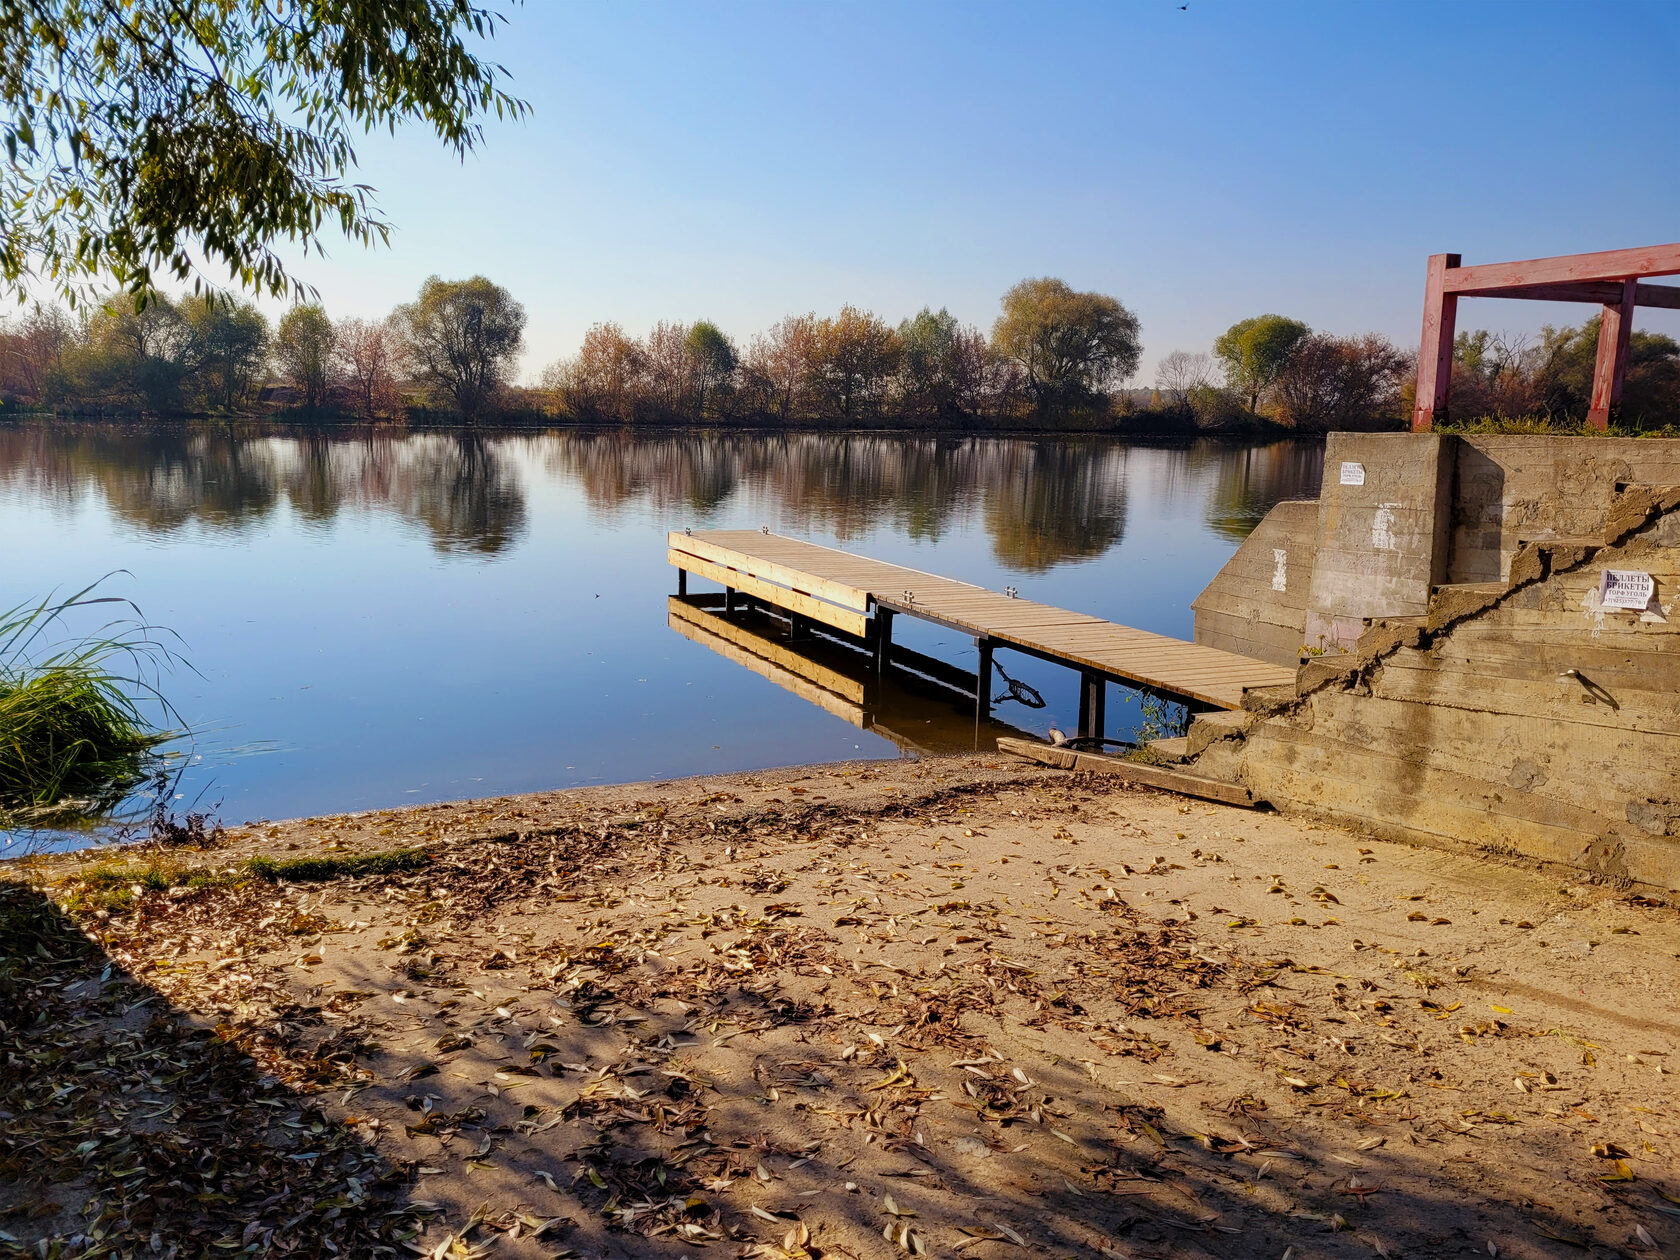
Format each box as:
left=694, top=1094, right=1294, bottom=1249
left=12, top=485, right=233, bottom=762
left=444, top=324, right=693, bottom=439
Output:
left=1154, top=350, right=1215, bottom=410
left=335, top=316, right=406, bottom=421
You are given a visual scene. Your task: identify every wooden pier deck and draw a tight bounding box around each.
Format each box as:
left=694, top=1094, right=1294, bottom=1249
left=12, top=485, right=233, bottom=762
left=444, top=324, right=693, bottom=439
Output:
left=668, top=530, right=1297, bottom=733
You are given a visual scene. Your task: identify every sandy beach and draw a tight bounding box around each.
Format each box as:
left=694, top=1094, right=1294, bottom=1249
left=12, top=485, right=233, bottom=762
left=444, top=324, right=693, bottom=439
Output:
left=5, top=753, right=1679, bottom=1259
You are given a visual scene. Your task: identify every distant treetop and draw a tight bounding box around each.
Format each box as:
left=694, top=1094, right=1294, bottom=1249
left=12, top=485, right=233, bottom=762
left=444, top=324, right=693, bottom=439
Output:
left=0, top=0, right=528, bottom=308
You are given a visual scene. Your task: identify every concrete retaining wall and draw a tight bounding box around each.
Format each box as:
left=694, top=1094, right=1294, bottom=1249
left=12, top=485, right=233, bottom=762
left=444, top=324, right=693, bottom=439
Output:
left=1193, top=485, right=1680, bottom=890
left=1448, top=436, right=1680, bottom=582
left=1191, top=498, right=1317, bottom=667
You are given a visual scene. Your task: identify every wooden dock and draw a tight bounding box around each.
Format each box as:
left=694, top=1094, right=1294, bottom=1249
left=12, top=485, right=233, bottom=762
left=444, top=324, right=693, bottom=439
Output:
left=668, top=530, right=1297, bottom=738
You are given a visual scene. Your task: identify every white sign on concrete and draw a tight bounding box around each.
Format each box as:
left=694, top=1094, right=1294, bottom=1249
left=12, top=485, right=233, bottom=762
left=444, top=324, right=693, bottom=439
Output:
left=1339, top=462, right=1366, bottom=486
left=1272, top=548, right=1288, bottom=592
left=1600, top=569, right=1655, bottom=611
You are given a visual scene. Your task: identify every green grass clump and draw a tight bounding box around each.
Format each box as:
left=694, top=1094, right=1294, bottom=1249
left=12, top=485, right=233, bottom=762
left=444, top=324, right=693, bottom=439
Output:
left=0, top=581, right=179, bottom=819
left=56, top=847, right=431, bottom=911
left=1439, top=415, right=1680, bottom=437
left=244, top=848, right=431, bottom=883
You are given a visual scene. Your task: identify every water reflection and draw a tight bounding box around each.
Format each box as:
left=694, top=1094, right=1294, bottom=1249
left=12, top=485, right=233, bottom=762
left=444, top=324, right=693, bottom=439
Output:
left=667, top=595, right=1034, bottom=755
left=0, top=425, right=528, bottom=555
left=0, top=421, right=1325, bottom=832
left=0, top=424, right=1320, bottom=567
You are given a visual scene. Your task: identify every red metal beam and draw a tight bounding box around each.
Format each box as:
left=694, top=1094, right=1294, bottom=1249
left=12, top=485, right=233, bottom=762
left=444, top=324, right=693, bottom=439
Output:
left=1443, top=243, right=1680, bottom=292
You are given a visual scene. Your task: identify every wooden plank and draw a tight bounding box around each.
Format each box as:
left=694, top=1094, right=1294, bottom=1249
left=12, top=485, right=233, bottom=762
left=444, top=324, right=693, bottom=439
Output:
left=1588, top=278, right=1637, bottom=429
left=668, top=549, right=869, bottom=638
left=1454, top=280, right=1680, bottom=309
left=1443, top=242, right=1680, bottom=291
left=1414, top=252, right=1460, bottom=431
left=996, top=737, right=1254, bottom=806
left=669, top=533, right=869, bottom=612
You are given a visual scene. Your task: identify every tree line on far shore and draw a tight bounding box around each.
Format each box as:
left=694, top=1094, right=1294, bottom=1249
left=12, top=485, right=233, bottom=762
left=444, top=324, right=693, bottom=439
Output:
left=3, top=275, right=1676, bottom=431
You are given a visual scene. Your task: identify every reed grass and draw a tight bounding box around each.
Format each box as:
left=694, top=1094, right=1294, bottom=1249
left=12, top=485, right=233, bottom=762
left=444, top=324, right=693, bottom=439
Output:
left=0, top=580, right=181, bottom=821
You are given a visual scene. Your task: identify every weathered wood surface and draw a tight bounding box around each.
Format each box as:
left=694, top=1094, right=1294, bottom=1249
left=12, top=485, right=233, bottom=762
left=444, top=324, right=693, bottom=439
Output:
left=996, top=737, right=1254, bottom=806
left=1589, top=278, right=1638, bottom=428
left=665, top=547, right=870, bottom=638
left=672, top=531, right=1297, bottom=710
left=1453, top=280, right=1680, bottom=308
left=1413, top=252, right=1460, bottom=430
left=1442, top=242, right=1680, bottom=291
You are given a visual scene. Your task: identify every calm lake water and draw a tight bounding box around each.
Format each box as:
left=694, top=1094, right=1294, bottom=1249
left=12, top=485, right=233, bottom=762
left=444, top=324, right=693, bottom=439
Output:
left=0, top=422, right=1321, bottom=839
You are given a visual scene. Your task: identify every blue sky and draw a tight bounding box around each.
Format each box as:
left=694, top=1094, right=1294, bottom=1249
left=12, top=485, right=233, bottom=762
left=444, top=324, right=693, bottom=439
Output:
left=272, top=0, right=1680, bottom=383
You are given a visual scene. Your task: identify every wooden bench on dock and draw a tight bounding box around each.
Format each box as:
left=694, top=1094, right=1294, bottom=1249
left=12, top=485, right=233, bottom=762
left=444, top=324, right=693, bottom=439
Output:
left=668, top=530, right=1297, bottom=740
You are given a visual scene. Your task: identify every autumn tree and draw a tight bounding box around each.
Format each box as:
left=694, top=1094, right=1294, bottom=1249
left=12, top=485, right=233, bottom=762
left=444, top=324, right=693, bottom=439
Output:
left=551, top=322, right=646, bottom=422
left=686, top=322, right=738, bottom=420
left=335, top=316, right=406, bottom=421
left=896, top=308, right=990, bottom=422
left=809, top=306, right=899, bottom=420
left=0, top=1, right=526, bottom=306
left=1213, top=315, right=1311, bottom=413
left=63, top=295, right=198, bottom=411
left=274, top=304, right=338, bottom=412
left=642, top=321, right=692, bottom=419
left=991, top=278, right=1141, bottom=414
left=0, top=305, right=73, bottom=403
left=742, top=315, right=817, bottom=422
left=395, top=276, right=526, bottom=422
left=1272, top=333, right=1407, bottom=431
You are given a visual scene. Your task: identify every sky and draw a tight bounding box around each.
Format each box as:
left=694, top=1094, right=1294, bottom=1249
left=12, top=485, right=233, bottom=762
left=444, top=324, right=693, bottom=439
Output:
left=261, top=0, right=1680, bottom=384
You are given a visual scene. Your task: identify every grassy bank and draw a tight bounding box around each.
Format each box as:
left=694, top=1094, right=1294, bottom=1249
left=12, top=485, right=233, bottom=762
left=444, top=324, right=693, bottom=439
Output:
left=0, top=585, right=176, bottom=826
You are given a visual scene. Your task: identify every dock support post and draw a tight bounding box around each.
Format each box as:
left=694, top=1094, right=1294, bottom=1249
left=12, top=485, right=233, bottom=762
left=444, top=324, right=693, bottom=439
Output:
left=677, top=568, right=688, bottom=597
left=1078, top=672, right=1106, bottom=742
left=724, top=587, right=735, bottom=615
left=976, top=638, right=993, bottom=721
left=874, top=608, right=895, bottom=677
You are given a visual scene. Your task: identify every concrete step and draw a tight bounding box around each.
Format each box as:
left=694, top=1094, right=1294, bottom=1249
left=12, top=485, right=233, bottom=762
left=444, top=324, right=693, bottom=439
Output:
left=1145, top=736, right=1191, bottom=763
left=1185, top=708, right=1252, bottom=757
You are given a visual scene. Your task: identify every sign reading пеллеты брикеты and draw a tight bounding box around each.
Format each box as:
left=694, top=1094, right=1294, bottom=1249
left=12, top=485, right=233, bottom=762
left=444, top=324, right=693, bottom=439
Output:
left=1600, top=569, right=1655, bottom=610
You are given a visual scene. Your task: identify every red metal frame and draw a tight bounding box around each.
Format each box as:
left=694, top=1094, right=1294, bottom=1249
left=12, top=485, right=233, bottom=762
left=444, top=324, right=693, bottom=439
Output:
left=1412, top=244, right=1680, bottom=431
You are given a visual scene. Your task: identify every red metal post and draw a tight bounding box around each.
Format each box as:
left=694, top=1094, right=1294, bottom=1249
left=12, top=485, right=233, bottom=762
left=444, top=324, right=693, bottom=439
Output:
left=1587, top=278, right=1637, bottom=431
left=1412, top=253, right=1460, bottom=432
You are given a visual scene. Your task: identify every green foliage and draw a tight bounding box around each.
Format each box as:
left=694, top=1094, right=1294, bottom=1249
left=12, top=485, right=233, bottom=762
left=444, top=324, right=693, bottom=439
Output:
left=0, top=583, right=176, bottom=821
left=991, top=278, right=1141, bottom=413
left=181, top=295, right=269, bottom=412
left=274, top=304, right=338, bottom=411
left=897, top=307, right=990, bottom=421
left=1213, top=315, right=1311, bottom=413
left=685, top=321, right=737, bottom=419
left=396, top=275, right=526, bottom=422
left=0, top=1, right=528, bottom=306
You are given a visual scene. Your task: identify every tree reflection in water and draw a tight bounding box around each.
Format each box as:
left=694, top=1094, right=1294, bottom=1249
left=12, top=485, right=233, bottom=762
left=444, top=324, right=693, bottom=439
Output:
left=0, top=423, right=1321, bottom=568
